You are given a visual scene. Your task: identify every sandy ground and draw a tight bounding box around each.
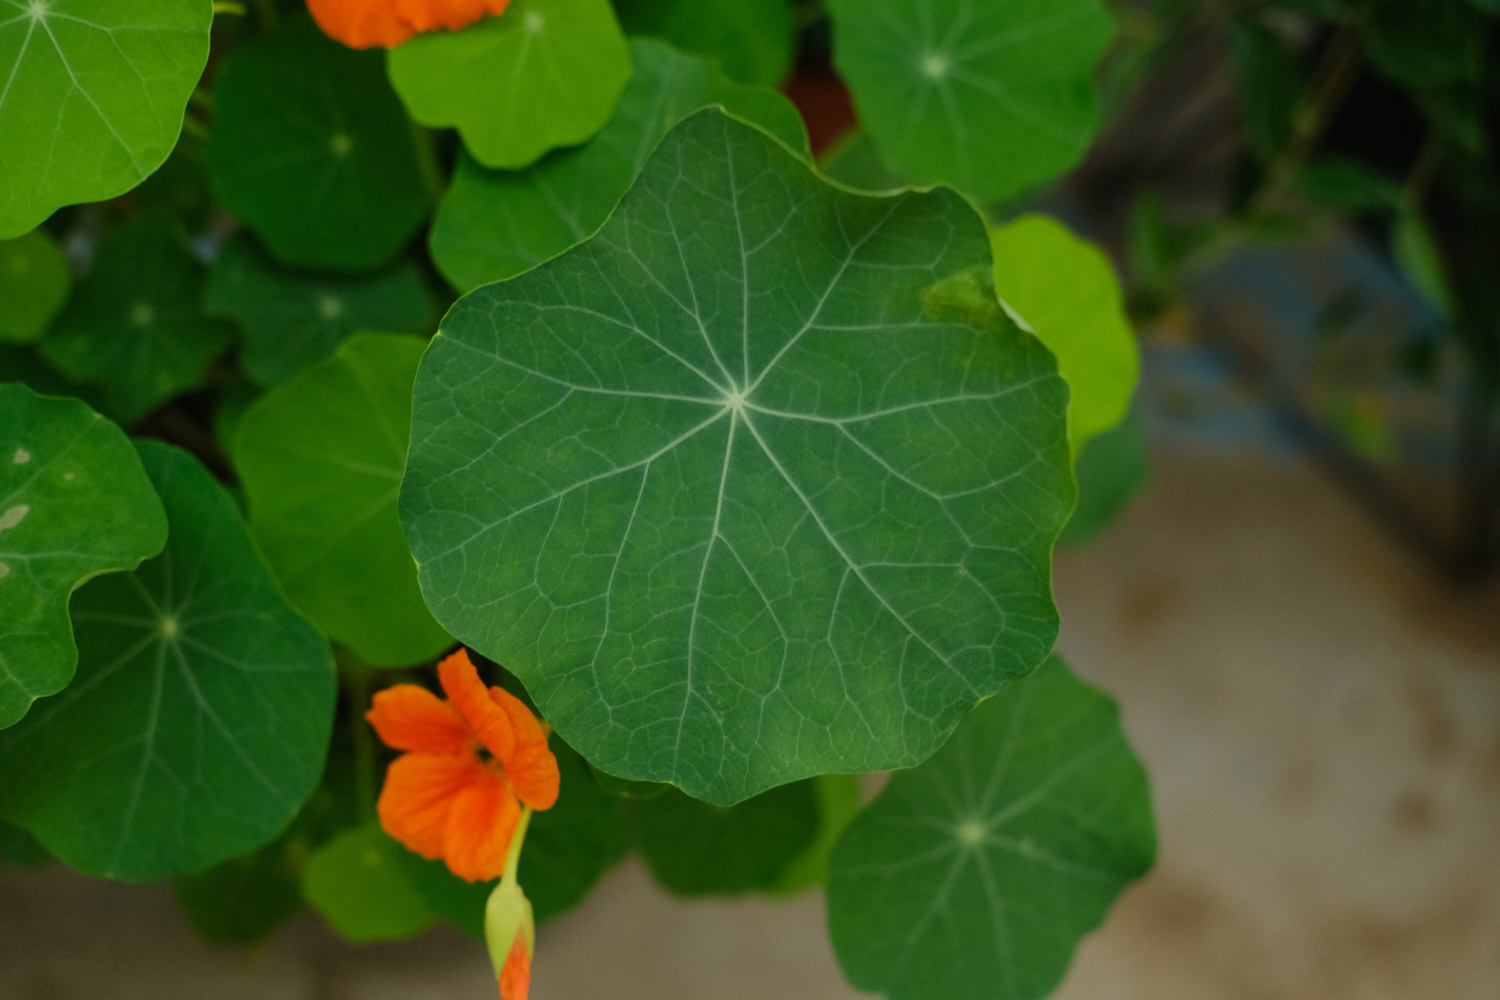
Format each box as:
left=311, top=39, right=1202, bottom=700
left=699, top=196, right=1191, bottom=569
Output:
left=2, top=448, right=1498, bottom=999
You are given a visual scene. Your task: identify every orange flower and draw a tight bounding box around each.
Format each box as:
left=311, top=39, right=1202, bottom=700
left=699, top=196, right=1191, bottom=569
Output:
left=307, top=0, right=510, bottom=49
left=366, top=648, right=559, bottom=882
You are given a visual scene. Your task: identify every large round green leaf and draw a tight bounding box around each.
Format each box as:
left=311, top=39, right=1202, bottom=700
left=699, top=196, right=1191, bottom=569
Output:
left=205, top=234, right=434, bottom=386
left=0, top=229, right=70, bottom=343
left=402, top=110, right=1073, bottom=806
left=431, top=37, right=809, bottom=292
left=304, top=823, right=439, bottom=943
left=825, top=0, right=1115, bottom=202
left=39, top=213, right=232, bottom=424
left=826, top=656, right=1156, bottom=1000
left=387, top=0, right=631, bottom=171
left=989, top=215, right=1138, bottom=454
left=0, top=441, right=335, bottom=880
left=207, top=15, right=432, bottom=271
left=234, top=333, right=451, bottom=667
left=0, top=0, right=210, bottom=238
left=0, top=385, right=167, bottom=729
left=613, top=0, right=797, bottom=86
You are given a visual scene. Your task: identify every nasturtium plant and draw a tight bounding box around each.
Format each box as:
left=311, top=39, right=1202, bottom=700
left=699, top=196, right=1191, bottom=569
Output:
left=1058, top=405, right=1149, bottom=548
left=207, top=15, right=433, bottom=271
left=402, top=109, right=1074, bottom=806
left=0, top=385, right=167, bottom=729
left=0, top=229, right=70, bottom=343
left=989, top=215, right=1139, bottom=453
left=517, top=743, right=629, bottom=922
left=205, top=235, right=434, bottom=386
left=430, top=37, right=809, bottom=292
left=39, top=213, right=232, bottom=424
left=234, top=333, right=451, bottom=667
left=825, top=0, right=1116, bottom=203
left=387, top=0, right=632, bottom=171
left=0, top=0, right=210, bottom=238
left=826, top=656, right=1156, bottom=1000
left=0, top=441, right=334, bottom=881
left=304, top=822, right=442, bottom=942
left=613, top=0, right=797, bottom=87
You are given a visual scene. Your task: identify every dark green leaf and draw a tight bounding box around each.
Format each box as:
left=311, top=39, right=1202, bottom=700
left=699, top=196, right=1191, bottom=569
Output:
left=174, top=835, right=305, bottom=945
left=0, top=815, right=48, bottom=867
left=0, top=441, right=335, bottom=880
left=520, top=743, right=629, bottom=921
left=431, top=37, right=809, bottom=292
left=205, top=235, right=433, bottom=386
left=825, top=0, right=1115, bottom=202
left=0, top=385, right=167, bottom=728
left=401, top=110, right=1073, bottom=806
left=613, top=0, right=797, bottom=86
left=39, top=214, right=232, bottom=424
left=1229, top=17, right=1303, bottom=161
left=1058, top=404, right=1149, bottom=548
left=827, top=656, right=1156, bottom=1000
left=0, top=230, right=71, bottom=343
left=207, top=15, right=433, bottom=271
left=818, top=130, right=907, bottom=193
left=767, top=772, right=862, bottom=893
left=1296, top=155, right=1403, bottom=213
left=303, top=822, right=437, bottom=942
left=1393, top=204, right=1454, bottom=318
left=235, top=333, right=451, bottom=667
left=0, top=0, right=210, bottom=237
left=1362, top=0, right=1481, bottom=92
left=387, top=0, right=631, bottom=171
left=634, top=780, right=819, bottom=895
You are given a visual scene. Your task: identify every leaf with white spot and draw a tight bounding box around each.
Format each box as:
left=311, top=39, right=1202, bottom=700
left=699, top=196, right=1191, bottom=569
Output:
left=826, top=656, right=1156, bottom=1000
left=430, top=37, right=809, bottom=292
left=0, top=441, right=335, bottom=880
left=0, top=384, right=166, bottom=729
left=388, top=0, right=630, bottom=171
left=235, top=333, right=451, bottom=667
left=825, top=0, right=1116, bottom=202
left=401, top=110, right=1074, bottom=806
left=205, top=235, right=434, bottom=386
left=0, top=0, right=210, bottom=238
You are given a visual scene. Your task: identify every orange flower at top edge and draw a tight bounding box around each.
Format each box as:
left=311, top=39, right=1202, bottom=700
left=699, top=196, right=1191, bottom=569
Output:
left=307, top=0, right=511, bottom=50
left=366, top=648, right=559, bottom=882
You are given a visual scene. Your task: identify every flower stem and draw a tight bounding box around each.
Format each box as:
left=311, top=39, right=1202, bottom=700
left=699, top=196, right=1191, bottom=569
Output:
left=503, top=807, right=533, bottom=884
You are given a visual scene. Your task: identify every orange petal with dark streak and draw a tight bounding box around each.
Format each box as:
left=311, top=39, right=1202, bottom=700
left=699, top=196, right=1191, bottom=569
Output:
left=377, top=752, right=485, bottom=860
left=367, top=684, right=471, bottom=756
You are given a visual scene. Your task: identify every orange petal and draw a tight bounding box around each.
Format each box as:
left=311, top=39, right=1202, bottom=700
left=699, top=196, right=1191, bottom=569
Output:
left=489, top=686, right=559, bottom=811
left=499, top=927, right=531, bottom=1000
left=367, top=684, right=472, bottom=756
left=440, top=649, right=518, bottom=762
left=377, top=752, right=486, bottom=860
left=395, top=0, right=509, bottom=35
left=442, top=770, right=521, bottom=882
left=308, top=0, right=509, bottom=49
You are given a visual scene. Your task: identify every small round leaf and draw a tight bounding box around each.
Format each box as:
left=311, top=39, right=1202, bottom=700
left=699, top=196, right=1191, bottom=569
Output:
left=0, top=230, right=71, bottom=343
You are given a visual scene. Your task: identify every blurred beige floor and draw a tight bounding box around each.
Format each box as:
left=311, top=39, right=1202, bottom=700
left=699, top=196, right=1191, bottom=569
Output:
left=2, top=448, right=1498, bottom=999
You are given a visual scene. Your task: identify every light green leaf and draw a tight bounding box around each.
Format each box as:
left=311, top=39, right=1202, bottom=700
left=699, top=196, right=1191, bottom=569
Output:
left=826, top=656, right=1156, bottom=1000
left=1393, top=204, right=1454, bottom=319
left=303, top=822, right=437, bottom=943
left=0, top=230, right=71, bottom=343
left=206, top=234, right=434, bottom=386
left=0, top=384, right=167, bottom=729
left=613, top=0, right=797, bottom=86
left=235, top=333, right=450, bottom=668
left=0, top=441, right=335, bottom=881
left=402, top=110, right=1074, bottom=806
left=1058, top=404, right=1149, bottom=548
left=634, top=780, right=820, bottom=896
left=387, top=0, right=631, bottom=171
left=207, top=15, right=433, bottom=271
left=431, top=37, right=809, bottom=292
left=989, top=215, right=1138, bottom=453
left=38, top=214, right=232, bottom=424
left=825, top=0, right=1115, bottom=202
left=0, top=0, right=210, bottom=238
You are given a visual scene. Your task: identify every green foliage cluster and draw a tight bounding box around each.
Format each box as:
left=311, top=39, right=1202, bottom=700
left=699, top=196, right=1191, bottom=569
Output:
left=25, top=0, right=1497, bottom=993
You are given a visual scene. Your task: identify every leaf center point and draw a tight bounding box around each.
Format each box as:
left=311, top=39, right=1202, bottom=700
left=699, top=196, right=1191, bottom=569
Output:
left=921, top=53, right=951, bottom=80
left=956, top=818, right=986, bottom=848
left=721, top=386, right=748, bottom=414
